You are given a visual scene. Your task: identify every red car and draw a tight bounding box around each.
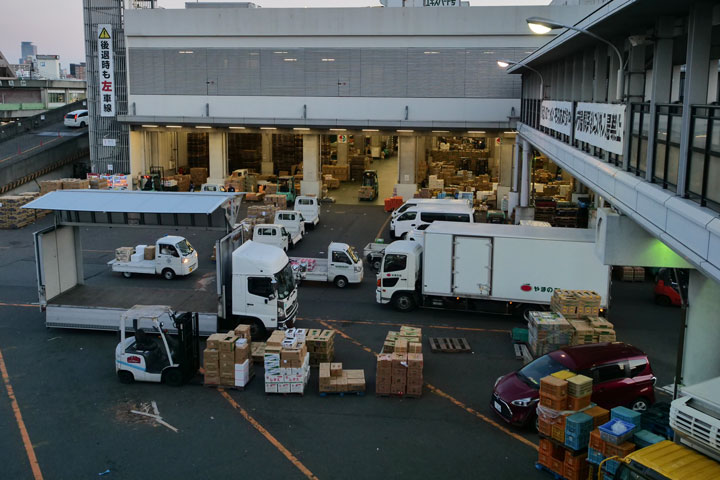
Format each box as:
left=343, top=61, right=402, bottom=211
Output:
left=491, top=343, right=656, bottom=429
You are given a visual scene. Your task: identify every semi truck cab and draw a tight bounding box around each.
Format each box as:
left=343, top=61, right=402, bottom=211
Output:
left=375, top=241, right=422, bottom=310
left=231, top=241, right=299, bottom=335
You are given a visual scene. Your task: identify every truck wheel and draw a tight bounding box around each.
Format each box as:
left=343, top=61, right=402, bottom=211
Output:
left=334, top=276, right=348, bottom=288
left=122, top=272, right=132, bottom=279
left=117, top=370, right=134, bottom=384
left=162, top=269, right=175, bottom=280
left=372, top=259, right=382, bottom=272
left=163, top=368, right=183, bottom=387
left=393, top=293, right=416, bottom=312
left=250, top=318, right=268, bottom=341
left=654, top=295, right=671, bottom=307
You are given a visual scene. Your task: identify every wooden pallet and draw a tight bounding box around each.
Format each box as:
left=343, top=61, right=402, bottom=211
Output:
left=203, top=371, right=255, bottom=391
left=428, top=337, right=471, bottom=353
left=513, top=343, right=533, bottom=364
left=375, top=392, right=421, bottom=399
left=319, top=391, right=366, bottom=397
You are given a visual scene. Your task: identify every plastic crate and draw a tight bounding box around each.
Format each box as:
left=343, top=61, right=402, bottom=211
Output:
left=633, top=429, right=665, bottom=448
left=511, top=327, right=528, bottom=343
left=599, top=419, right=636, bottom=445
left=566, top=412, right=593, bottom=434
left=611, top=406, right=642, bottom=428
left=588, top=447, right=605, bottom=465
left=603, top=459, right=620, bottom=475
left=565, top=431, right=590, bottom=451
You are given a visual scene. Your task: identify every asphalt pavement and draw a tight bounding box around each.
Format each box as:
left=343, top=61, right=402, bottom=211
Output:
left=0, top=120, right=85, bottom=164
left=0, top=202, right=680, bottom=479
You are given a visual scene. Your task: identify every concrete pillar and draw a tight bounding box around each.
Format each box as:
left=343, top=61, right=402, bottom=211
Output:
left=677, top=2, right=714, bottom=196
left=607, top=45, right=621, bottom=103
left=261, top=132, right=273, bottom=175
left=682, top=271, right=720, bottom=386
left=621, top=44, right=647, bottom=169
left=129, top=129, right=146, bottom=188
left=571, top=53, right=583, bottom=101
left=430, top=136, right=439, bottom=150
left=563, top=58, right=573, bottom=101
left=520, top=139, right=532, bottom=207
left=593, top=45, right=609, bottom=103
left=498, top=135, right=513, bottom=188
left=644, top=17, right=675, bottom=182
left=337, top=141, right=348, bottom=166
left=415, top=136, right=426, bottom=183
left=395, top=136, right=417, bottom=200
left=208, top=131, right=228, bottom=184
left=370, top=136, right=381, bottom=147
left=176, top=131, right=188, bottom=171
left=300, top=134, right=321, bottom=197
left=355, top=135, right=366, bottom=155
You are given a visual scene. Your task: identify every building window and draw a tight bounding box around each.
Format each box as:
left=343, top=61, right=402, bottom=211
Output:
left=48, top=92, right=65, bottom=103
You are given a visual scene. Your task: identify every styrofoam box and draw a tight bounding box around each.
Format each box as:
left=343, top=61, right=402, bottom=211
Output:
left=286, top=374, right=303, bottom=383
left=278, top=383, right=291, bottom=393
left=235, top=360, right=249, bottom=371
left=265, top=374, right=283, bottom=383
left=265, top=382, right=279, bottom=393
left=290, top=382, right=304, bottom=393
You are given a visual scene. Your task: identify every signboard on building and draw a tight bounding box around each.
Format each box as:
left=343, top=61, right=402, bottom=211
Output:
left=97, top=24, right=115, bottom=117
left=423, top=0, right=460, bottom=6
left=574, top=102, right=625, bottom=155
left=337, top=135, right=348, bottom=144
left=540, top=100, right=573, bottom=136
left=102, top=138, right=117, bottom=147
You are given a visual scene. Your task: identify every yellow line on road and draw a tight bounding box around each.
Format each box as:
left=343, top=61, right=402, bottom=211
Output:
left=304, top=317, right=510, bottom=334
left=0, top=347, right=44, bottom=480
left=374, top=212, right=392, bottom=241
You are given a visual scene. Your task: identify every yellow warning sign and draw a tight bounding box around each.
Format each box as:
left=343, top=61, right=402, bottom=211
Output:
left=99, top=28, right=111, bottom=39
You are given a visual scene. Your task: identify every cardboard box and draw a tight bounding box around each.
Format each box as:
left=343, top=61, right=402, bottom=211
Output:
left=267, top=330, right=286, bottom=348
left=206, top=333, right=226, bottom=350
left=234, top=344, right=250, bottom=363
left=143, top=245, right=156, bottom=260
left=394, top=338, right=408, bottom=353
left=330, top=363, right=343, bottom=377
left=278, top=383, right=291, bottom=394
left=204, top=374, right=220, bottom=385
left=203, top=348, right=219, bottom=370
left=265, top=382, right=279, bottom=393
left=233, top=324, right=251, bottom=339
left=219, top=334, right=238, bottom=352
left=408, top=342, right=422, bottom=353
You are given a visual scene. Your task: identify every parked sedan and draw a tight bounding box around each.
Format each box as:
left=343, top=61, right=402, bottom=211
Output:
left=491, top=342, right=656, bottom=429
left=64, top=109, right=89, bottom=128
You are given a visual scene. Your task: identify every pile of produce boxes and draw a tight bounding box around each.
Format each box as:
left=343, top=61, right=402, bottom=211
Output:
left=0, top=192, right=47, bottom=229
left=318, top=362, right=365, bottom=394
left=203, top=324, right=253, bottom=388
left=527, top=311, right=574, bottom=356
left=264, top=328, right=310, bottom=394
left=376, top=326, right=423, bottom=397
left=305, top=329, right=335, bottom=366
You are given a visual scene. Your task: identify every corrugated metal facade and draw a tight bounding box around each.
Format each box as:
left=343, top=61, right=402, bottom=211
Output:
left=128, top=47, right=528, bottom=99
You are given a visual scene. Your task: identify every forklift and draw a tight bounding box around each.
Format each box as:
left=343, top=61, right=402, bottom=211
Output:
left=277, top=175, right=297, bottom=205
left=115, top=305, right=200, bottom=386
left=359, top=170, right=379, bottom=201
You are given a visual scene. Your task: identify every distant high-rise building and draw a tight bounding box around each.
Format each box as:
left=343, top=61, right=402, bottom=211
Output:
left=70, top=62, right=87, bottom=80
left=20, top=41, right=37, bottom=63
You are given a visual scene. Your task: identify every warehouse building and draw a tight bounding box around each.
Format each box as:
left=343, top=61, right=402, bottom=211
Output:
left=507, top=0, right=720, bottom=387
left=109, top=2, right=589, bottom=201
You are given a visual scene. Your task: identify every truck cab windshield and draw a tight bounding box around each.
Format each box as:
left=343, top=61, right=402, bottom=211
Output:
left=274, top=263, right=296, bottom=299
left=176, top=240, right=194, bottom=256
left=347, top=247, right=359, bottom=263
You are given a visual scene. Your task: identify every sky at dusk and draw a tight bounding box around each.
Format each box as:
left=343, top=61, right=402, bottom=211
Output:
left=1, top=0, right=551, bottom=69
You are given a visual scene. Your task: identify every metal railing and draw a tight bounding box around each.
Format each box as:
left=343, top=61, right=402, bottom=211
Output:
left=627, top=102, right=650, bottom=177
left=686, top=105, right=720, bottom=210
left=652, top=104, right=683, bottom=191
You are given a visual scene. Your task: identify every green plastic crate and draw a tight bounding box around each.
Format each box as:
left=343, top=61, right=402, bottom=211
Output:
left=512, top=328, right=529, bottom=343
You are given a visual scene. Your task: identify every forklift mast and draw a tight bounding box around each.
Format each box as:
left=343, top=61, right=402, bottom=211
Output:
left=173, top=312, right=200, bottom=382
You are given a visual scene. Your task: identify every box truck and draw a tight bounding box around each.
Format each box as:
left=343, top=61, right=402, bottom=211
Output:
left=376, top=222, right=610, bottom=315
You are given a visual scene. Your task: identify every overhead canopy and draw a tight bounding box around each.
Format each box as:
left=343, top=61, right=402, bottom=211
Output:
left=23, top=190, right=242, bottom=231
left=24, top=190, right=238, bottom=214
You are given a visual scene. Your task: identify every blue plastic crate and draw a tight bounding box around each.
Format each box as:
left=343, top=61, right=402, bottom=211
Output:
left=599, top=419, right=636, bottom=445
left=634, top=429, right=665, bottom=448
left=566, top=412, right=594, bottom=434
left=588, top=447, right=605, bottom=465
left=604, top=474, right=614, bottom=480
left=437, top=192, right=446, bottom=199
left=565, top=431, right=590, bottom=451
left=604, top=459, right=620, bottom=475
left=612, top=406, right=642, bottom=428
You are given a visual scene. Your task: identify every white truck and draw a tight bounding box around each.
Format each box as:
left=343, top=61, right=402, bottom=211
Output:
left=274, top=210, right=305, bottom=245
left=108, top=236, right=198, bottom=280
left=376, top=222, right=611, bottom=315
left=294, top=196, right=320, bottom=229
left=291, top=242, right=364, bottom=288
left=252, top=224, right=290, bottom=252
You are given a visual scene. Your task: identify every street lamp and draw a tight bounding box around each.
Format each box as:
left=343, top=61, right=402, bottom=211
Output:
left=526, top=16, right=626, bottom=100
left=497, top=59, right=544, bottom=99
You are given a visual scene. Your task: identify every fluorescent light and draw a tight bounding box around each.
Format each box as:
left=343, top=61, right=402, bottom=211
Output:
left=293, top=127, right=310, bottom=131
left=321, top=58, right=335, bottom=62
left=423, top=51, right=439, bottom=55
left=195, top=126, right=211, bottom=129
left=284, top=58, right=297, bottom=62
left=142, top=124, right=158, bottom=128
left=397, top=129, right=414, bottom=133
left=432, top=130, right=449, bottom=133
left=273, top=51, right=288, bottom=54
left=178, top=50, right=194, bottom=54
left=504, top=131, right=517, bottom=134
left=468, top=131, right=486, bottom=134
left=260, top=127, right=277, bottom=130
left=329, top=128, right=346, bottom=132
left=362, top=129, right=379, bottom=132
left=497, top=60, right=510, bottom=68
left=166, top=125, right=182, bottom=128
left=229, top=126, right=246, bottom=130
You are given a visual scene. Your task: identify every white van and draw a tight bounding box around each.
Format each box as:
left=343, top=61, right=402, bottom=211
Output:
left=253, top=224, right=290, bottom=252
left=274, top=210, right=305, bottom=245
left=390, top=204, right=474, bottom=239
left=392, top=198, right=473, bottom=219
left=294, top=196, right=320, bottom=228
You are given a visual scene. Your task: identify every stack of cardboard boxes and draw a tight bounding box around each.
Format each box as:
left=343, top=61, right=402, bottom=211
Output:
left=264, top=329, right=310, bottom=394
left=264, top=194, right=287, bottom=209
left=527, top=311, right=574, bottom=356
left=190, top=168, right=208, bottom=186
left=306, top=329, right=335, bottom=366
left=115, top=246, right=134, bottom=262
left=321, top=165, right=349, bottom=182
left=323, top=175, right=340, bottom=189
left=536, top=371, right=609, bottom=480
left=318, top=362, right=366, bottom=394
left=0, top=192, right=47, bottom=229
left=587, top=317, right=616, bottom=342
left=551, top=290, right=601, bottom=318
left=357, top=186, right=375, bottom=200
left=376, top=326, right=423, bottom=397
left=203, top=325, right=254, bottom=388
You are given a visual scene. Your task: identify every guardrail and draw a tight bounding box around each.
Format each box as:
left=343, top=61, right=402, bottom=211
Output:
left=0, top=99, right=87, bottom=144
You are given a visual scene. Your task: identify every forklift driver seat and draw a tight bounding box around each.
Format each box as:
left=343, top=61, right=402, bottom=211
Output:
left=134, top=328, right=158, bottom=351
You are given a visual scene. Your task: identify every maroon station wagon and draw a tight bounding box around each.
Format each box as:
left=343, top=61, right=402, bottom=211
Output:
left=491, top=343, right=656, bottom=429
